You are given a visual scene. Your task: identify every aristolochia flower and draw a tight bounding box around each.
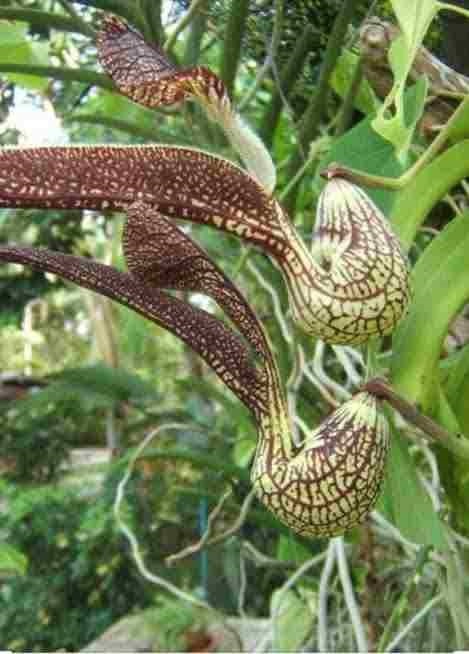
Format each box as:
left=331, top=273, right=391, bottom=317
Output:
left=0, top=204, right=390, bottom=537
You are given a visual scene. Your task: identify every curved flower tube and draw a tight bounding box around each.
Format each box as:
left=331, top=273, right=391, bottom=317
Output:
left=0, top=146, right=410, bottom=345
left=0, top=204, right=389, bottom=537
left=0, top=13, right=411, bottom=346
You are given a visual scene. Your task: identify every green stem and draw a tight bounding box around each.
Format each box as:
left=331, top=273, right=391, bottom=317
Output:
left=258, top=23, right=315, bottom=148
left=0, top=63, right=115, bottom=90
left=55, top=0, right=95, bottom=37
left=437, top=2, right=469, bottom=20
left=182, top=0, right=209, bottom=65
left=219, top=0, right=250, bottom=97
left=165, top=0, right=207, bottom=52
left=365, top=337, right=381, bottom=380
left=141, top=0, right=164, bottom=45
left=0, top=7, right=93, bottom=36
left=335, top=56, right=364, bottom=137
left=278, top=136, right=328, bottom=202
left=238, top=0, right=283, bottom=112
left=391, top=140, right=469, bottom=249
left=323, top=94, right=469, bottom=190
left=283, top=0, right=360, bottom=213
left=364, top=378, right=469, bottom=460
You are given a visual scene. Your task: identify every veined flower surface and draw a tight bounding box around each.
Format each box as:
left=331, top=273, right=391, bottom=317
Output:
left=0, top=143, right=410, bottom=344
left=0, top=202, right=390, bottom=538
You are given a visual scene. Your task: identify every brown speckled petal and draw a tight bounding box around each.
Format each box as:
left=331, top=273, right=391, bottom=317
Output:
left=0, top=244, right=265, bottom=414
left=0, top=145, right=283, bottom=253
left=123, top=201, right=269, bottom=361
left=97, top=14, right=227, bottom=110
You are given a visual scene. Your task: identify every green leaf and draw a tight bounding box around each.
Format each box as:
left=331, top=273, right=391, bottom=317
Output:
left=330, top=50, right=378, bottom=115
left=270, top=588, right=315, bottom=651
left=371, top=0, right=437, bottom=155
left=276, top=534, right=312, bottom=565
left=372, top=67, right=428, bottom=157
left=0, top=543, right=28, bottom=576
left=0, top=22, right=49, bottom=91
left=322, top=84, right=425, bottom=216
left=446, top=98, right=469, bottom=143
left=320, top=113, right=403, bottom=215
left=391, top=141, right=469, bottom=249
left=380, top=428, right=448, bottom=549
left=390, top=0, right=437, bottom=52
left=391, top=211, right=469, bottom=411
left=444, top=344, right=469, bottom=434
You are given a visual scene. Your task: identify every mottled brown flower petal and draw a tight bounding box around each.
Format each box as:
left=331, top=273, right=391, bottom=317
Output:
left=123, top=201, right=268, bottom=359
left=97, top=14, right=226, bottom=112
left=252, top=390, right=389, bottom=538
left=0, top=144, right=410, bottom=345
left=0, top=245, right=266, bottom=414
left=97, top=15, right=276, bottom=192
left=0, top=145, right=283, bottom=251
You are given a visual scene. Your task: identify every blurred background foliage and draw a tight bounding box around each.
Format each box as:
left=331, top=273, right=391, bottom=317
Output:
left=1, top=0, right=469, bottom=652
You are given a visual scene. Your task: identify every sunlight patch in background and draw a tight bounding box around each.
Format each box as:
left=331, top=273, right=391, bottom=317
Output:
left=1, top=88, right=67, bottom=145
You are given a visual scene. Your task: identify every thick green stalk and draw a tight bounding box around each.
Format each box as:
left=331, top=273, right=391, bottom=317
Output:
left=259, top=23, right=315, bottom=147
left=0, top=7, right=93, bottom=36
left=283, top=0, right=360, bottom=213
left=166, top=0, right=208, bottom=54
left=0, top=63, right=114, bottom=90
left=390, top=212, right=469, bottom=427
left=238, top=0, right=283, bottom=112
left=219, top=0, right=250, bottom=97
left=437, top=2, right=469, bottom=19
left=182, top=0, right=209, bottom=65
left=391, top=140, right=469, bottom=249
left=141, top=0, right=164, bottom=45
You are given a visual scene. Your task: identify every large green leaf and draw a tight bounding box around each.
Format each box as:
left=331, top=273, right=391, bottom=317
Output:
left=392, top=141, right=469, bottom=249
left=433, top=389, right=469, bottom=534
left=446, top=99, right=469, bottom=144
left=322, top=84, right=428, bottom=215
left=320, top=114, right=403, bottom=215
left=0, top=21, right=49, bottom=91
left=379, top=428, right=447, bottom=549
left=445, top=344, right=469, bottom=433
left=391, top=211, right=469, bottom=411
